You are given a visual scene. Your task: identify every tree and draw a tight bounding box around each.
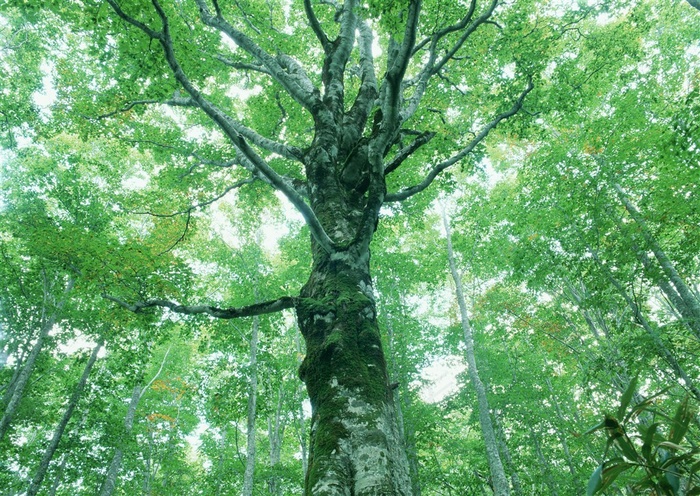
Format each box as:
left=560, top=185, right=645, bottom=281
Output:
left=19, top=1, right=537, bottom=493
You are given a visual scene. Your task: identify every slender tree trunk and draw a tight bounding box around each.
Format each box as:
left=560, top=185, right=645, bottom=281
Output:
left=214, top=425, right=227, bottom=496
left=493, top=412, right=522, bottom=496
left=99, top=384, right=142, bottom=496
left=242, top=315, right=260, bottom=496
left=294, top=332, right=309, bottom=479
left=101, top=345, right=171, bottom=496
left=0, top=276, right=74, bottom=441
left=530, top=428, right=560, bottom=496
left=590, top=249, right=700, bottom=400
left=614, top=184, right=700, bottom=340
left=27, top=336, right=103, bottom=496
left=383, top=294, right=422, bottom=496
left=267, top=382, right=284, bottom=496
left=47, top=453, right=67, bottom=496
left=544, top=378, right=581, bottom=492
left=442, top=210, right=510, bottom=496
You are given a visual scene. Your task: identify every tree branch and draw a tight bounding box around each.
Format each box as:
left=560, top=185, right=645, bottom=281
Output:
left=106, top=0, right=334, bottom=253
left=384, top=131, right=436, bottom=175
left=194, top=0, right=320, bottom=112
left=378, top=0, right=422, bottom=151
left=102, top=294, right=298, bottom=319
left=304, top=0, right=330, bottom=50
left=386, top=77, right=533, bottom=202
left=400, top=0, right=497, bottom=124
left=323, top=0, right=358, bottom=114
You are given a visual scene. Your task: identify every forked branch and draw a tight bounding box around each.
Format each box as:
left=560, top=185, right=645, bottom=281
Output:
left=386, top=77, right=533, bottom=202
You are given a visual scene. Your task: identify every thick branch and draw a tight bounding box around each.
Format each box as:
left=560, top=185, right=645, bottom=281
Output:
left=384, top=131, right=436, bottom=175
left=323, top=0, right=358, bottom=113
left=344, top=19, right=379, bottom=138
left=386, top=78, right=533, bottom=202
left=194, top=0, right=320, bottom=112
left=304, top=0, right=330, bottom=50
left=378, top=0, right=422, bottom=151
left=103, top=294, right=297, bottom=319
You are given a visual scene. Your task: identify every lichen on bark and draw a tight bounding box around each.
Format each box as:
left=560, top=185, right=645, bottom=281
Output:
left=296, top=251, right=412, bottom=495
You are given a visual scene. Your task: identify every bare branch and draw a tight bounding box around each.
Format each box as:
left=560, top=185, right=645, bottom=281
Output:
left=85, top=96, right=197, bottom=120
left=401, top=0, right=497, bottom=124
left=130, top=177, right=257, bottom=218
left=103, top=294, right=297, bottom=319
left=212, top=53, right=272, bottom=76
left=384, top=131, right=436, bottom=175
left=386, top=77, right=533, bottom=202
left=105, top=0, right=162, bottom=40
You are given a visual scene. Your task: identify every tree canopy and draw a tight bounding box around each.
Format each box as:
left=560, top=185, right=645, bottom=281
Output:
left=1, top=0, right=699, bottom=495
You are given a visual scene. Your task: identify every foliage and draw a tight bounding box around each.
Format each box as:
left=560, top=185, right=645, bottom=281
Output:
left=586, top=378, right=700, bottom=496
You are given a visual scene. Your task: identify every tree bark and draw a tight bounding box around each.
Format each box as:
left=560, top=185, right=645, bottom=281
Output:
left=442, top=210, right=511, bottom=496
left=27, top=336, right=103, bottom=496
left=297, top=240, right=412, bottom=495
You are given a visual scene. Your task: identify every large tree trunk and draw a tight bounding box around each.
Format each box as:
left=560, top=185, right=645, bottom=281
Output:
left=442, top=210, right=511, bottom=496
left=296, top=243, right=412, bottom=495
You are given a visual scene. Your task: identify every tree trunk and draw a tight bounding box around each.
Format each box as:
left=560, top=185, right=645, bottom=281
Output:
left=294, top=332, right=309, bottom=480
left=242, top=315, right=260, bottom=496
left=47, top=453, right=67, bottom=496
left=0, top=276, right=74, bottom=442
left=99, top=384, right=142, bottom=496
left=590, top=248, right=700, bottom=400
left=442, top=210, right=511, bottom=496
left=383, top=292, right=422, bottom=496
left=27, top=336, right=103, bottom=496
left=493, top=412, right=522, bottom=496
left=297, top=243, right=412, bottom=495
left=544, top=378, right=581, bottom=493
left=614, top=184, right=700, bottom=340
left=530, top=428, right=560, bottom=496
left=267, top=382, right=284, bottom=496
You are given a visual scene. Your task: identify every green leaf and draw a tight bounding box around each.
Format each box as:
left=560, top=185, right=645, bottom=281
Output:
left=587, top=459, right=633, bottom=496
left=617, top=374, right=638, bottom=421
left=641, top=422, right=659, bottom=463
left=669, top=396, right=694, bottom=445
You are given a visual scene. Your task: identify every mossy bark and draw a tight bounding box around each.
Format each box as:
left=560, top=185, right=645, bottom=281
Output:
left=296, top=249, right=412, bottom=495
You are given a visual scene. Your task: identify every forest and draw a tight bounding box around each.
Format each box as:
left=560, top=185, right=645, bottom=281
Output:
left=0, top=0, right=699, bottom=494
